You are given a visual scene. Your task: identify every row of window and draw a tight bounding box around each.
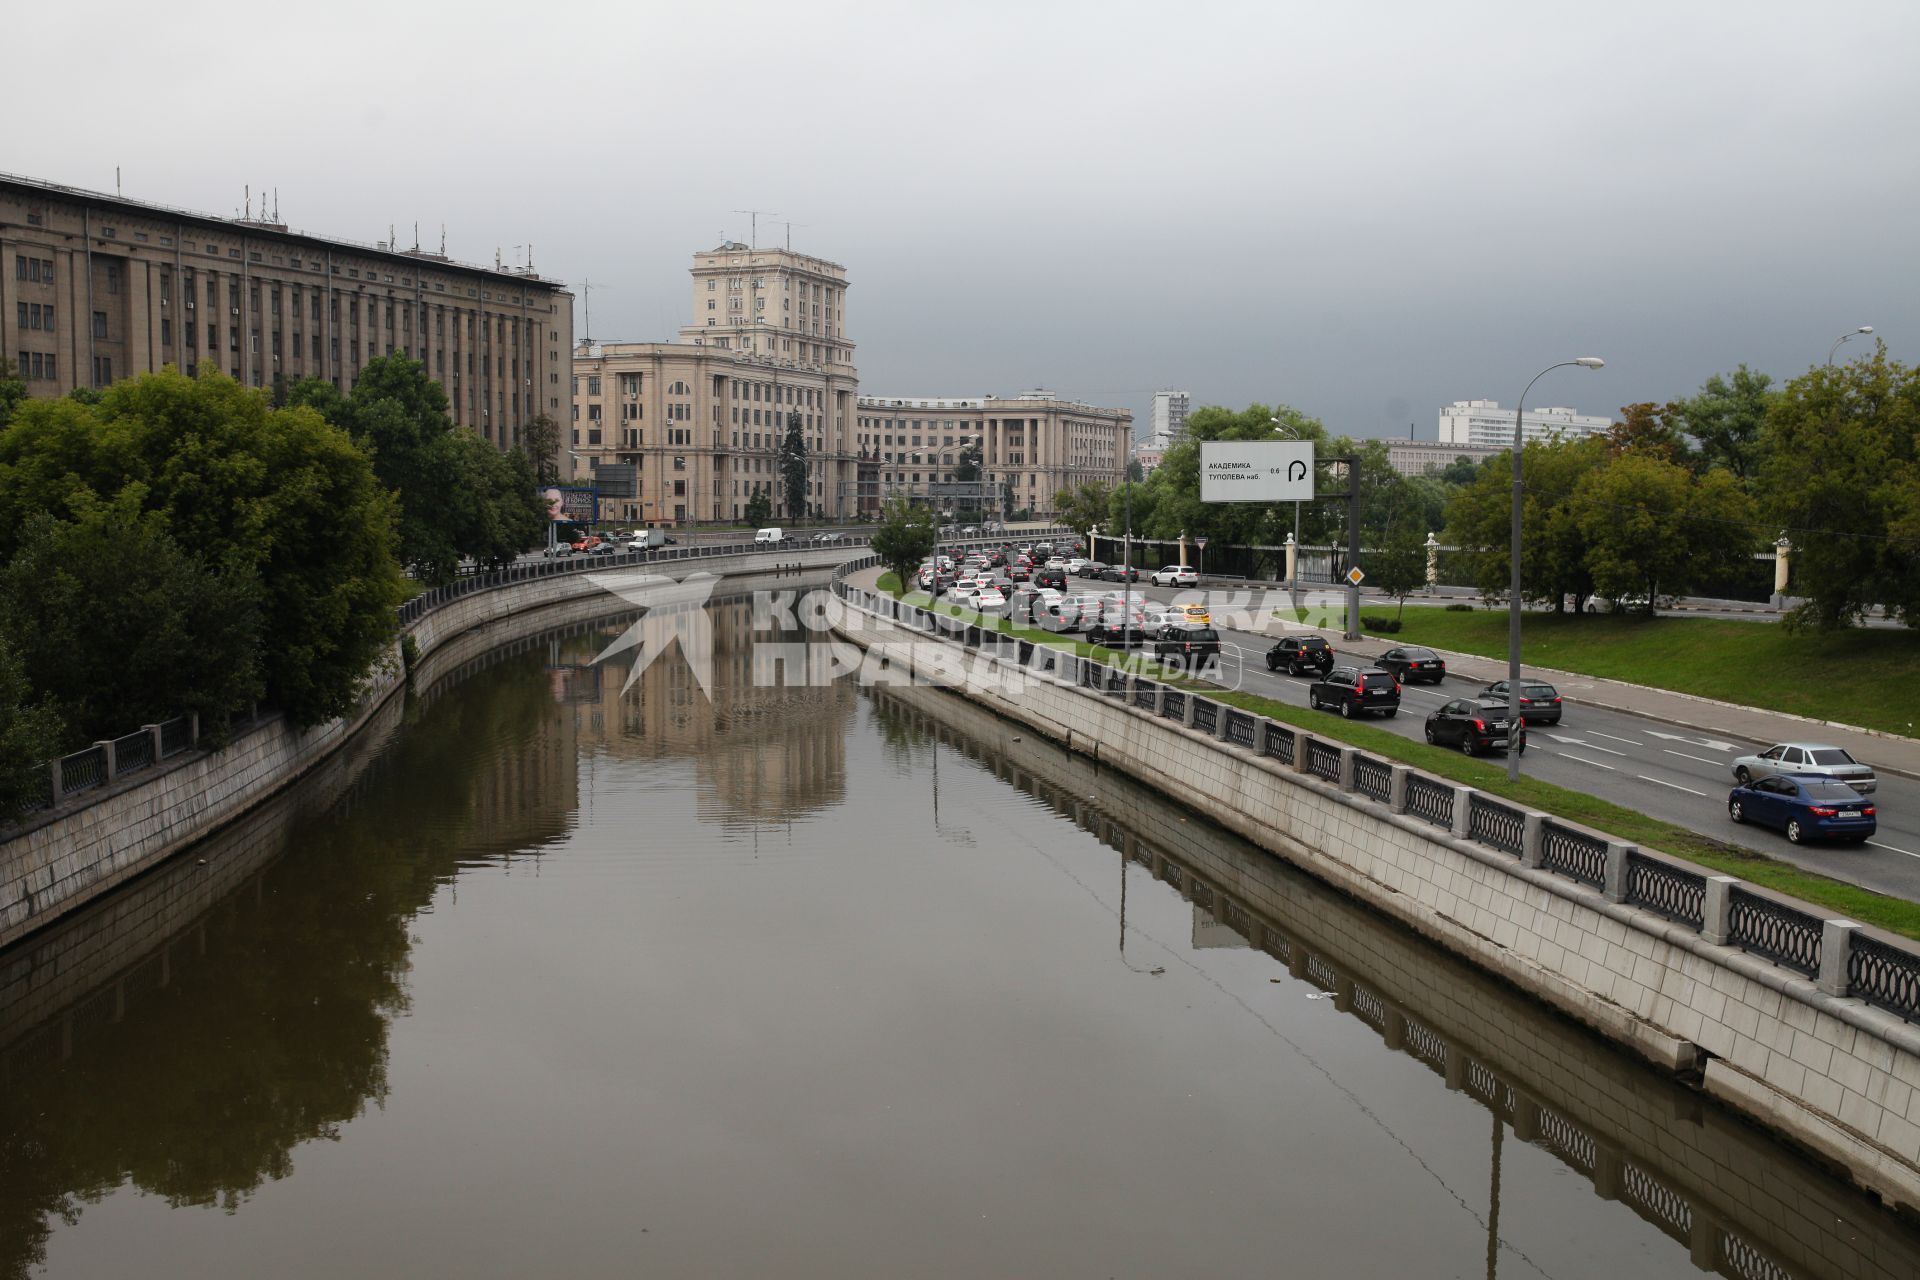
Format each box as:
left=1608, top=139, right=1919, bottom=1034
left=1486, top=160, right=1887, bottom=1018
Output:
left=13, top=255, right=54, bottom=283
left=14, top=351, right=56, bottom=380
left=15, top=302, right=54, bottom=331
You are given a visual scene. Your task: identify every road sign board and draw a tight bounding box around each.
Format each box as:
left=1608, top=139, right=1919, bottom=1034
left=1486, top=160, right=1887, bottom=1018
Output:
left=1200, top=440, right=1315, bottom=503
left=1346, top=567, right=1366, bottom=586
left=1194, top=536, right=1209, bottom=548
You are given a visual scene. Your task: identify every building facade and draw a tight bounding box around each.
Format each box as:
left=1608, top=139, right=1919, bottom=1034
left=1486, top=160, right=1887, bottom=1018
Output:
left=569, top=341, right=861, bottom=525
left=854, top=391, right=1130, bottom=520
left=1150, top=388, right=1191, bottom=448
left=0, top=173, right=573, bottom=450
left=571, top=242, right=1131, bottom=526
left=1385, top=439, right=1504, bottom=477
left=1437, top=398, right=1612, bottom=448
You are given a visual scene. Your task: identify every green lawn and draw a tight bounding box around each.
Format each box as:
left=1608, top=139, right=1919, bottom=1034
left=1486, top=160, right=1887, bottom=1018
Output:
left=1364, top=606, right=1920, bottom=739
left=866, top=572, right=1920, bottom=938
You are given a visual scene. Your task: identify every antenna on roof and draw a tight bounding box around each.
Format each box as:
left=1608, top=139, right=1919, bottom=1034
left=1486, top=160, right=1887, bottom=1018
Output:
left=245, top=184, right=251, bottom=219
left=440, top=225, right=447, bottom=255
left=273, top=188, right=279, bottom=222
left=775, top=219, right=808, bottom=251
left=116, top=166, right=121, bottom=197
left=413, top=221, right=420, bottom=252
left=576, top=277, right=609, bottom=341
left=733, top=209, right=780, bottom=250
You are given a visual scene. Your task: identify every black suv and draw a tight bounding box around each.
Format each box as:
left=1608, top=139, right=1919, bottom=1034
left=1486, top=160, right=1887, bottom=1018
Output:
left=1309, top=666, right=1401, bottom=719
left=1478, top=680, right=1563, bottom=725
left=1377, top=646, right=1447, bottom=685
left=1034, top=566, right=1067, bottom=590
left=1267, top=635, right=1335, bottom=676
left=1425, top=698, right=1527, bottom=756
left=1153, top=622, right=1221, bottom=669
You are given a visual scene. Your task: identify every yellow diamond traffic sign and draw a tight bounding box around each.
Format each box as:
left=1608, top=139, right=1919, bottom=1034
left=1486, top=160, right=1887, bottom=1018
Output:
left=1346, top=567, right=1366, bottom=586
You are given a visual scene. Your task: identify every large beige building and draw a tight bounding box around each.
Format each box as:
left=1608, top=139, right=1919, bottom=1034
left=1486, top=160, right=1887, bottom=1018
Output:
left=854, top=392, right=1130, bottom=519
left=0, top=172, right=573, bottom=450
left=572, top=241, right=1130, bottom=525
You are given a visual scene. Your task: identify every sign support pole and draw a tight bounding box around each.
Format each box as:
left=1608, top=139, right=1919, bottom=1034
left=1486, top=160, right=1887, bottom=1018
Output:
left=1345, top=455, right=1361, bottom=640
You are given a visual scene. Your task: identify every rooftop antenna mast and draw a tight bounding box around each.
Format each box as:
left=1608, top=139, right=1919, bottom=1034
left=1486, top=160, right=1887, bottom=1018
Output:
left=732, top=208, right=780, bottom=250
left=440, top=224, right=447, bottom=255
left=576, top=277, right=611, bottom=342
left=775, top=219, right=808, bottom=251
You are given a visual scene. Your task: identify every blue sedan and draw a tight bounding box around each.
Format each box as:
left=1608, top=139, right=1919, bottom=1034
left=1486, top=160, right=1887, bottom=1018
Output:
left=1728, top=773, right=1876, bottom=845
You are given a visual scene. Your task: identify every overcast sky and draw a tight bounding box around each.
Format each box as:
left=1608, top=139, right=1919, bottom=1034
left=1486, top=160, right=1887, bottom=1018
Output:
left=12, top=1, right=1917, bottom=439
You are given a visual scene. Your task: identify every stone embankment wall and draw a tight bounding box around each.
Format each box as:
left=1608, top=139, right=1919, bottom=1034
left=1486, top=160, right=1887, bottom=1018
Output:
left=829, top=598, right=1920, bottom=1213
left=0, top=547, right=851, bottom=949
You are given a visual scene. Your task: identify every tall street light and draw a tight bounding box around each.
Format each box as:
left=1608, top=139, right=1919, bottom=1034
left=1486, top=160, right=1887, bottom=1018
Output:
left=1828, top=325, right=1874, bottom=366
left=1270, top=416, right=1308, bottom=579
left=1507, top=358, right=1605, bottom=782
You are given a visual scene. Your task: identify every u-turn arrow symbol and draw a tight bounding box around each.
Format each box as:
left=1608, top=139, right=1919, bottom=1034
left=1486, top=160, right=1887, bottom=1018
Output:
left=1288, top=460, right=1307, bottom=481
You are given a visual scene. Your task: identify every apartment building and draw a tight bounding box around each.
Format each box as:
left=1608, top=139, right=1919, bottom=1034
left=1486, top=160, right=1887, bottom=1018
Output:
left=1149, top=389, right=1190, bottom=448
left=854, top=391, right=1131, bottom=519
left=0, top=172, right=573, bottom=450
left=1385, top=439, right=1503, bottom=477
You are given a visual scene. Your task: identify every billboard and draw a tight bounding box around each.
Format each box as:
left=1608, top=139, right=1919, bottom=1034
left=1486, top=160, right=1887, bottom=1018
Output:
left=1199, top=441, right=1315, bottom=503
left=544, top=486, right=599, bottom=523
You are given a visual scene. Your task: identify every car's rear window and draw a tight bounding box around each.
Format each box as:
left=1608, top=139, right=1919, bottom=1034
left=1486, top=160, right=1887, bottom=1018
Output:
left=1404, top=648, right=1437, bottom=659
left=1182, top=628, right=1218, bottom=642
left=1364, top=674, right=1396, bottom=691
left=1802, top=780, right=1863, bottom=799
left=1810, top=749, right=1858, bottom=766
left=1523, top=684, right=1558, bottom=698
left=1301, top=638, right=1328, bottom=649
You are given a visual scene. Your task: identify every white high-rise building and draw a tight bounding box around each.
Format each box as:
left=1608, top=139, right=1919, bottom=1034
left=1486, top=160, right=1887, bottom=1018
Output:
left=1150, top=389, right=1191, bottom=448
left=1438, top=399, right=1612, bottom=448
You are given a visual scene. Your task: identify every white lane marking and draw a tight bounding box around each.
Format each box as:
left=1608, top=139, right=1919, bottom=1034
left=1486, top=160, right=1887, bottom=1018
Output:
left=1590, top=731, right=1641, bottom=746
left=1648, top=729, right=1741, bottom=753
left=1545, top=734, right=1628, bottom=756
left=1638, top=774, right=1708, bottom=796
left=1556, top=752, right=1617, bottom=771
left=1866, top=840, right=1920, bottom=860
left=1663, top=749, right=1727, bottom=767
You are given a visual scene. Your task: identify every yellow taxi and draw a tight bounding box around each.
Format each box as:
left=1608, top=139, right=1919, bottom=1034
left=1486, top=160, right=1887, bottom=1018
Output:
left=1178, top=602, right=1211, bottom=625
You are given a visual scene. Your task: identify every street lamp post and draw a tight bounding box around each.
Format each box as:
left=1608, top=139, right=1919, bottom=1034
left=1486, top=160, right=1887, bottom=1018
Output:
left=1271, top=416, right=1305, bottom=581
left=1828, top=325, right=1874, bottom=366
left=1507, top=358, right=1605, bottom=782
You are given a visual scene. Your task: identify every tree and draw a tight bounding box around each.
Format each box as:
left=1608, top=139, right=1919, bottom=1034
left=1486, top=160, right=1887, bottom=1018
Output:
left=1443, top=436, right=1607, bottom=612
left=871, top=495, right=936, bottom=592
left=1370, top=521, right=1428, bottom=620
left=0, top=356, right=24, bottom=429
left=1051, top=480, right=1113, bottom=536
left=1570, top=452, right=1758, bottom=610
left=1605, top=402, right=1690, bottom=465
left=0, top=630, right=63, bottom=816
left=522, top=413, right=562, bottom=485
left=1438, top=453, right=1487, bottom=487
left=289, top=355, right=544, bottom=585
left=0, top=366, right=404, bottom=727
left=952, top=440, right=983, bottom=519
left=779, top=410, right=810, bottom=520
left=1672, top=365, right=1775, bottom=485
left=1757, top=346, right=1920, bottom=628
left=0, top=494, right=264, bottom=742
left=1119, top=403, right=1331, bottom=549
left=745, top=490, right=773, bottom=526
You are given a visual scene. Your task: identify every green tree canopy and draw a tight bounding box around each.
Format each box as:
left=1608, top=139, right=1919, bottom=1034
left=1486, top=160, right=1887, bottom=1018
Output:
left=872, top=495, right=936, bottom=591
left=0, top=366, right=404, bottom=727
left=1672, top=365, right=1775, bottom=484
left=0, top=493, right=264, bottom=741
left=1051, top=480, right=1113, bottom=536
left=0, top=629, right=62, bottom=814
left=745, top=490, right=773, bottom=526
left=779, top=411, right=809, bottom=519
left=1757, top=346, right=1920, bottom=628
left=1444, top=436, right=1607, bottom=611
left=289, top=355, right=545, bottom=584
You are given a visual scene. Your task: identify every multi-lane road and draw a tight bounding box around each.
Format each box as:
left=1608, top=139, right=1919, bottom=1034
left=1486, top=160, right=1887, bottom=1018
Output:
left=1064, top=580, right=1920, bottom=901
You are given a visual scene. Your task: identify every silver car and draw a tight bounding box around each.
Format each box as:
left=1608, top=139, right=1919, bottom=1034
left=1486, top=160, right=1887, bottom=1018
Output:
left=1732, top=742, right=1876, bottom=795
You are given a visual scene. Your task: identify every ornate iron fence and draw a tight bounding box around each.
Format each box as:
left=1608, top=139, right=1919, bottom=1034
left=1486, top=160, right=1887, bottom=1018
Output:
left=111, top=729, right=154, bottom=777
left=1847, top=933, right=1920, bottom=1022
left=1224, top=709, right=1256, bottom=748
left=1541, top=820, right=1607, bottom=888
left=1262, top=723, right=1295, bottom=766
left=56, top=745, right=107, bottom=796
left=1728, top=887, right=1823, bottom=978
left=158, top=716, right=193, bottom=757
left=1468, top=794, right=1525, bottom=855
left=1105, top=666, right=1129, bottom=696
left=1405, top=775, right=1453, bottom=829
left=1160, top=691, right=1187, bottom=722
left=1132, top=678, right=1158, bottom=710
left=1192, top=699, right=1219, bottom=735
left=1625, top=852, right=1706, bottom=928
left=1353, top=755, right=1391, bottom=803
left=1306, top=739, right=1341, bottom=782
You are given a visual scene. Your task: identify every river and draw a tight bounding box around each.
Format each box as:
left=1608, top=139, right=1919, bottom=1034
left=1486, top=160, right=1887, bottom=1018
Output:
left=2, top=597, right=1914, bottom=1278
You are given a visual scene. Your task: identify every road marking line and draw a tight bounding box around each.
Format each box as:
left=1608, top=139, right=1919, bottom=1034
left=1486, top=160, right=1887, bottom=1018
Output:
left=1663, top=749, right=1726, bottom=767
left=1590, top=731, right=1641, bottom=746
left=1581, top=742, right=1630, bottom=757
left=1557, top=752, right=1616, bottom=771
left=1638, top=774, right=1708, bottom=796
left=1866, top=840, right=1920, bottom=860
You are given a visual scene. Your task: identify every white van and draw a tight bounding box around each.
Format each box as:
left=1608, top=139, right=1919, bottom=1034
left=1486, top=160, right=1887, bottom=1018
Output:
left=754, top=527, right=784, bottom=545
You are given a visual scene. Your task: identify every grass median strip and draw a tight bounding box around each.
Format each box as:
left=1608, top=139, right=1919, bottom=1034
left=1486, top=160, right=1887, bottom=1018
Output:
left=869, top=574, right=1920, bottom=939
left=1363, top=606, right=1920, bottom=740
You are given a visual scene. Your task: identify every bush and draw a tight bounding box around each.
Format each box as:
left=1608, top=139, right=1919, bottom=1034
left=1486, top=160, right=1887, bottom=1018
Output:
left=1361, top=615, right=1402, bottom=633
left=1445, top=602, right=1475, bottom=612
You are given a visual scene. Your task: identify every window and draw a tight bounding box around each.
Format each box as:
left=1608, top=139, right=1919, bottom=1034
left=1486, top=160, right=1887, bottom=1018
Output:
left=161, top=318, right=172, bottom=345
left=92, top=311, right=108, bottom=339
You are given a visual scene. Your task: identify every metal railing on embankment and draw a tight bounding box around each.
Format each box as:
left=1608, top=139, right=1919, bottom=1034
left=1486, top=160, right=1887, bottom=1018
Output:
left=828, top=555, right=1920, bottom=1026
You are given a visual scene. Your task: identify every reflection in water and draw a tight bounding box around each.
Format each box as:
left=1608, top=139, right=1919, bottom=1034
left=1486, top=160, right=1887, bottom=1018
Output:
left=0, top=602, right=1915, bottom=1278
